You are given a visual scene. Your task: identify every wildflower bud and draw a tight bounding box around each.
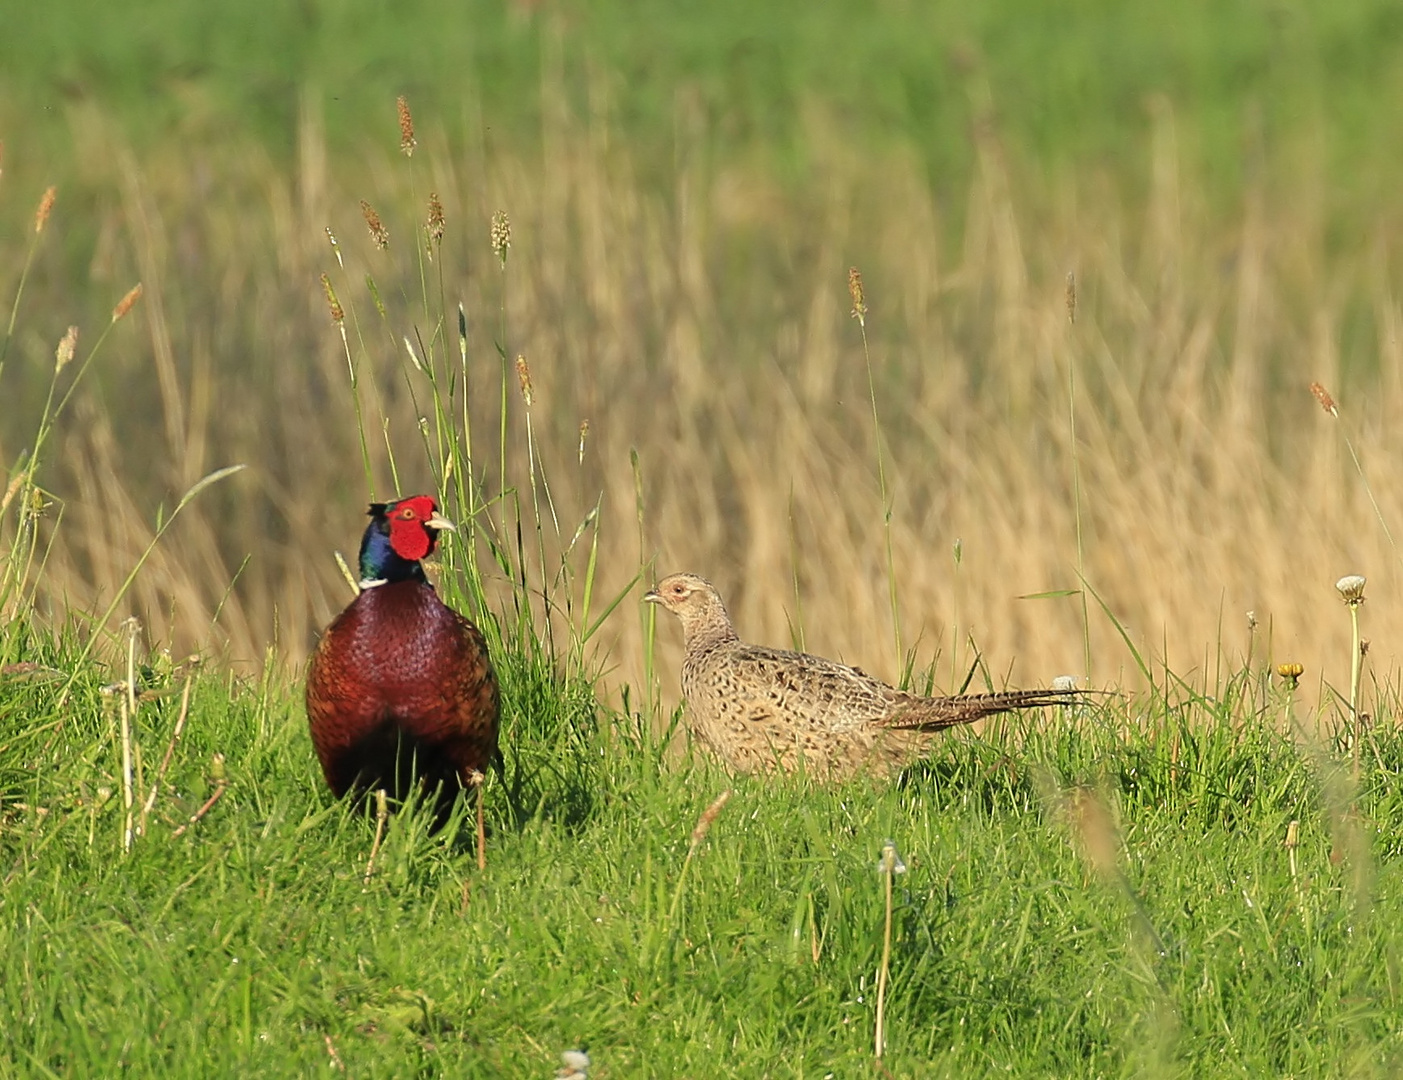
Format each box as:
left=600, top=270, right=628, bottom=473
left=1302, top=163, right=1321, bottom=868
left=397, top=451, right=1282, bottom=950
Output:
left=112, top=283, right=143, bottom=322
left=491, top=210, right=511, bottom=265
left=1309, top=381, right=1338, bottom=417
left=54, top=325, right=78, bottom=373
left=1277, top=662, right=1303, bottom=689
left=515, top=355, right=533, bottom=407
left=1246, top=610, right=1258, bottom=632
left=847, top=266, right=867, bottom=326
left=321, top=274, right=344, bottom=325
left=1335, top=575, right=1366, bottom=606
left=360, top=201, right=390, bottom=249
left=34, top=185, right=56, bottom=234
left=396, top=95, right=416, bottom=156
left=1285, top=819, right=1299, bottom=850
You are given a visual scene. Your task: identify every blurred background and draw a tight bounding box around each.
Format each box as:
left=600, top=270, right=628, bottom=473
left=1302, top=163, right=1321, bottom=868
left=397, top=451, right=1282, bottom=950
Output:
left=3, top=0, right=1403, bottom=708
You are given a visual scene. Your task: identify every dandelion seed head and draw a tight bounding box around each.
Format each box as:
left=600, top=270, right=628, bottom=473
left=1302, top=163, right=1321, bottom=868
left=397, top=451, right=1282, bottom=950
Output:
left=1336, top=575, right=1366, bottom=605
left=877, top=840, right=906, bottom=875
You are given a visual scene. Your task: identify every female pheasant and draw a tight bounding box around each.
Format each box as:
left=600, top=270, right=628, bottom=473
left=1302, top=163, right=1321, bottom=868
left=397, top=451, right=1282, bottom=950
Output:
left=306, top=495, right=500, bottom=860
left=646, top=572, right=1086, bottom=781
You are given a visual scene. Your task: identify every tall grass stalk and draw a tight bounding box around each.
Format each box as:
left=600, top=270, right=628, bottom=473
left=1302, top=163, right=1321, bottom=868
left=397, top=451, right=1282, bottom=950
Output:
left=0, top=185, right=57, bottom=386
left=1310, top=382, right=1400, bottom=570
left=1064, top=272, right=1092, bottom=679
left=848, top=268, right=902, bottom=670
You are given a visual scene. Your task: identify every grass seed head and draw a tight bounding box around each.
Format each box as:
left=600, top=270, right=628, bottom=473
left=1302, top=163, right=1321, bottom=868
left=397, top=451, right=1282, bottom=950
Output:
left=578, top=419, right=590, bottom=464
left=360, top=201, right=390, bottom=249
left=515, top=355, right=534, bottom=407
left=1065, top=270, right=1077, bottom=324
left=320, top=274, right=344, bottom=325
left=848, top=266, right=867, bottom=326
left=1067, top=787, right=1119, bottom=880
left=34, top=185, right=56, bottom=234
left=427, top=192, right=445, bottom=244
left=690, top=789, right=731, bottom=846
left=397, top=95, right=416, bottom=156
left=54, top=325, right=78, bottom=373
left=112, top=283, right=143, bottom=322
left=1309, top=380, right=1338, bottom=417
left=491, top=210, right=511, bottom=265
left=324, top=226, right=344, bottom=268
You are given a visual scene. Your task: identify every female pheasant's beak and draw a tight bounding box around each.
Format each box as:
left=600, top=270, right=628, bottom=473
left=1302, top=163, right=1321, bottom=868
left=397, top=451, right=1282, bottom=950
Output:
left=643, top=588, right=662, bottom=604
left=426, top=512, right=457, bottom=533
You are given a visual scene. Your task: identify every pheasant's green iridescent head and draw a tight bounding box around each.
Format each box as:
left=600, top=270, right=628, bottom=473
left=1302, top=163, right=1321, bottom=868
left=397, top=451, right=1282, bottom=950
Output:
left=358, top=495, right=456, bottom=586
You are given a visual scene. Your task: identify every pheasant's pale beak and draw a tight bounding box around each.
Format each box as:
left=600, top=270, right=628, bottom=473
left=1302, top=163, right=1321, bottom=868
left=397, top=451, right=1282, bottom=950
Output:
left=426, top=512, right=458, bottom=533
left=643, top=589, right=662, bottom=604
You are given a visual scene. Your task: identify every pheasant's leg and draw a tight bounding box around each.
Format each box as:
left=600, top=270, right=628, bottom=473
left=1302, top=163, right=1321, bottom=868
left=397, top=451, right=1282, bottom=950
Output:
left=469, top=769, right=487, bottom=871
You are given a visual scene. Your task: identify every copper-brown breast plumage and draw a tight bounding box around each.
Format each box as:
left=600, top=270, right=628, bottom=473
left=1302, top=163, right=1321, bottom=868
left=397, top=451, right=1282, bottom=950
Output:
left=305, top=580, right=500, bottom=799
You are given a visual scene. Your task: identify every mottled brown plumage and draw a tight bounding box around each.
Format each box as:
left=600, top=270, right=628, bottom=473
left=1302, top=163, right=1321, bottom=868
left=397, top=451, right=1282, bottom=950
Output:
left=306, top=496, right=500, bottom=846
left=646, top=572, right=1081, bottom=780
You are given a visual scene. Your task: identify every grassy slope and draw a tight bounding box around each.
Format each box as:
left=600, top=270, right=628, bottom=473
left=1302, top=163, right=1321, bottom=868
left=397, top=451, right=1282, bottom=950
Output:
left=4, top=643, right=1403, bottom=1076
left=3, top=0, right=1403, bottom=209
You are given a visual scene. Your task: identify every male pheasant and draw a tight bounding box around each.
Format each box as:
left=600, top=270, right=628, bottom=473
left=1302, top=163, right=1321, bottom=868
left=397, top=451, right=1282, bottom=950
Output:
left=646, top=572, right=1085, bottom=781
left=306, top=495, right=501, bottom=859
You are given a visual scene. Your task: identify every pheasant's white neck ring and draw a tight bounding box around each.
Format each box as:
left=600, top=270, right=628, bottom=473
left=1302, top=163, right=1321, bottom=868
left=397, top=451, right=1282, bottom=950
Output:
left=358, top=577, right=388, bottom=592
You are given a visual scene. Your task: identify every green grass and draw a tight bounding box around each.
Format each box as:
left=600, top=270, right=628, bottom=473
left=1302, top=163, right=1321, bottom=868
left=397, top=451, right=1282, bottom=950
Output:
left=7, top=7, right=1403, bottom=1072
left=4, top=0, right=1403, bottom=221
left=4, top=642, right=1403, bottom=1076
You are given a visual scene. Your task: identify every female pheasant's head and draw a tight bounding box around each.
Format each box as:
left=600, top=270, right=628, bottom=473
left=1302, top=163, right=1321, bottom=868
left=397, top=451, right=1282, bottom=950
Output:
left=644, top=572, right=737, bottom=646
left=358, top=495, right=456, bottom=587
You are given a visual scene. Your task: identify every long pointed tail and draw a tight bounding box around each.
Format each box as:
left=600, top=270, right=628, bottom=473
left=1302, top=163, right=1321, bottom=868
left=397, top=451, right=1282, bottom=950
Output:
left=882, top=688, right=1089, bottom=732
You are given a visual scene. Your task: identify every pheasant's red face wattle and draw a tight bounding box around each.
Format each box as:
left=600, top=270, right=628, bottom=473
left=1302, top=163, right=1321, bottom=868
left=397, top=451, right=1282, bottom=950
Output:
left=387, top=495, right=441, bottom=561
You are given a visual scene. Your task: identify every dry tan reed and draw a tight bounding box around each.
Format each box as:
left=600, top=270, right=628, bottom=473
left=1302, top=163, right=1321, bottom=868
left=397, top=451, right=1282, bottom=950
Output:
left=4, top=98, right=1403, bottom=721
